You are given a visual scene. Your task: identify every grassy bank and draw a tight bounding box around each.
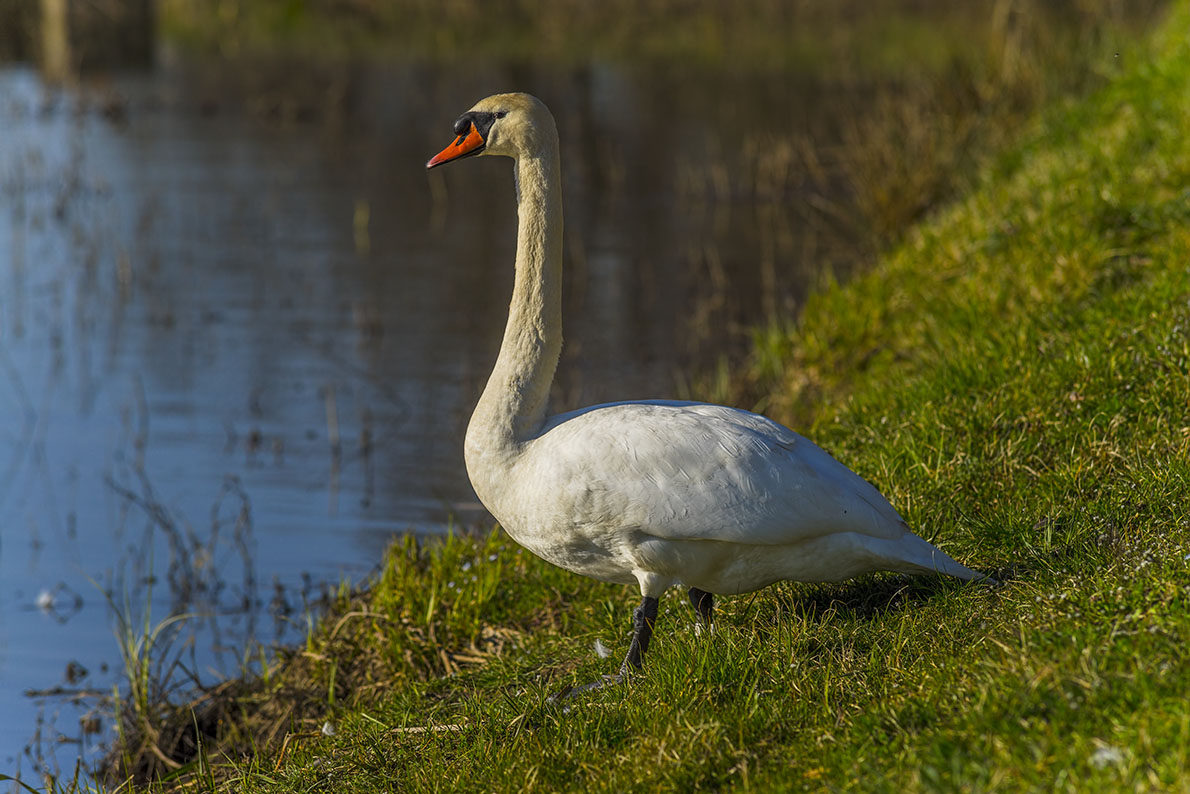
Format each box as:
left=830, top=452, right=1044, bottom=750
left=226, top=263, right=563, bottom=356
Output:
left=96, top=4, right=1190, bottom=793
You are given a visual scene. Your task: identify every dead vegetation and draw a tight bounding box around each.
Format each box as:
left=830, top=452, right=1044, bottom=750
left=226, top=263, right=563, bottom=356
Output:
left=100, top=531, right=552, bottom=787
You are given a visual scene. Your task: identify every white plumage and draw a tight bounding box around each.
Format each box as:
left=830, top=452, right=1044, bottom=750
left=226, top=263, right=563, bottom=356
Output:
left=427, top=92, right=986, bottom=676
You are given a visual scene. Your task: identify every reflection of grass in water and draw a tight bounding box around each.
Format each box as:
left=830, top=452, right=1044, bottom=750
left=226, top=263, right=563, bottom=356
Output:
left=669, top=2, right=1168, bottom=402
left=160, top=0, right=1167, bottom=382
left=675, top=0, right=1164, bottom=251
left=104, top=471, right=258, bottom=621
left=158, top=0, right=1165, bottom=74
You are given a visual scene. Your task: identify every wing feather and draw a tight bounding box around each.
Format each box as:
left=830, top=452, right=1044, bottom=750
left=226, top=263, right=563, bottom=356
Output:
left=530, top=401, right=906, bottom=544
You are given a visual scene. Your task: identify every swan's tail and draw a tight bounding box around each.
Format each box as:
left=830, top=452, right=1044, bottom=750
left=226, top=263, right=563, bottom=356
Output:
left=889, top=532, right=997, bottom=584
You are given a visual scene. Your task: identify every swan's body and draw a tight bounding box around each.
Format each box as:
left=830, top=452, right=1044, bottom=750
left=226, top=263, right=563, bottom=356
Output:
left=427, top=93, right=985, bottom=675
left=478, top=399, right=978, bottom=593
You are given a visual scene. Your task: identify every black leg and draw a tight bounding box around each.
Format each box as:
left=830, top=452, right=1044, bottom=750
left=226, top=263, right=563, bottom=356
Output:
left=552, top=595, right=661, bottom=699
left=688, top=587, right=714, bottom=625
left=620, top=596, right=659, bottom=674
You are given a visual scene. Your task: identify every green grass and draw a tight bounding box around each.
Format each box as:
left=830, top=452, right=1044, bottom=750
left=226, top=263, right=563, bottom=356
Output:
left=100, top=3, right=1190, bottom=792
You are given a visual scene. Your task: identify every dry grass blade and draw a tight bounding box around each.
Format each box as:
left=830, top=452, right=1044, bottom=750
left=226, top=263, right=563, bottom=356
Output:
left=390, top=724, right=468, bottom=735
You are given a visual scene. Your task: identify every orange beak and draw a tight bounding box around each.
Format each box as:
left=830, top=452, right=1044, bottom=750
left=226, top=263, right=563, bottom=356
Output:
left=426, top=124, right=486, bottom=169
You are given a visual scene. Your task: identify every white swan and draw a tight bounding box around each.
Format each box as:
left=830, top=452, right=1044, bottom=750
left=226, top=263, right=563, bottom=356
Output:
left=427, top=92, right=987, bottom=677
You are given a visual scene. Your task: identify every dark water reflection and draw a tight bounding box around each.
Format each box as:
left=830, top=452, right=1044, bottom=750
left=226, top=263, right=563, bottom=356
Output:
left=0, top=54, right=861, bottom=772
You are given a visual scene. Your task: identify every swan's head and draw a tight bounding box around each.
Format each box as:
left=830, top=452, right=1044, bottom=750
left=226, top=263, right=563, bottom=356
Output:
left=426, top=92, right=556, bottom=169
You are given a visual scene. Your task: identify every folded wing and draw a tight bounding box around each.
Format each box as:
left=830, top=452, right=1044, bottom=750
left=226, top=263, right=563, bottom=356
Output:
left=534, top=401, right=910, bottom=545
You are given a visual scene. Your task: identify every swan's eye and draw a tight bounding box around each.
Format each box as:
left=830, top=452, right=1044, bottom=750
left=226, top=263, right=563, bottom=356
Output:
left=494, top=111, right=508, bottom=120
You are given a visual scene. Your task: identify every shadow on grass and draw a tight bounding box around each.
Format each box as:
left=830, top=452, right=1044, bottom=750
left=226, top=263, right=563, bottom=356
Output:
left=763, top=567, right=1011, bottom=627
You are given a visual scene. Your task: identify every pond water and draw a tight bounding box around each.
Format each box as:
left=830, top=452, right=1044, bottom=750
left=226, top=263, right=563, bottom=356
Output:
left=0, top=51, right=864, bottom=776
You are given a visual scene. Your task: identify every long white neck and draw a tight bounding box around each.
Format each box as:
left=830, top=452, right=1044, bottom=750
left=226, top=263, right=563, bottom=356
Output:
left=464, top=144, right=564, bottom=493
